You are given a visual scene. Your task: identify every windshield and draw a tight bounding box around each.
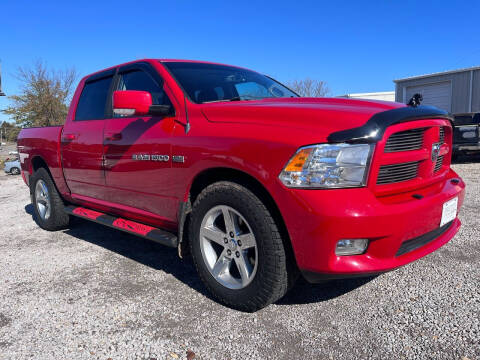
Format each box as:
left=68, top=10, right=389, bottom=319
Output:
left=162, top=62, right=298, bottom=104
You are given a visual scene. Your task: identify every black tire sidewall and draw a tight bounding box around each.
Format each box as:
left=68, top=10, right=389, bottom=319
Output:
left=30, top=168, right=69, bottom=231
left=189, top=182, right=287, bottom=310
left=11, top=167, right=20, bottom=175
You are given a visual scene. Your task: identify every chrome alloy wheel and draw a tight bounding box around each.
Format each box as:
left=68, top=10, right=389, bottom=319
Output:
left=35, top=179, right=51, bottom=220
left=200, top=205, right=258, bottom=290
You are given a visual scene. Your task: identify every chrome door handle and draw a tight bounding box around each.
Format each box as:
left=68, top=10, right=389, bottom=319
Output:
left=61, top=133, right=77, bottom=142
left=105, top=133, right=122, bottom=141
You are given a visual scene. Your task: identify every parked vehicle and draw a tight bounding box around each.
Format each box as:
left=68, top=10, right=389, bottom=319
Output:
left=17, top=59, right=465, bottom=311
left=452, top=113, right=480, bottom=156
left=8, top=150, right=19, bottom=155
left=4, top=158, right=21, bottom=175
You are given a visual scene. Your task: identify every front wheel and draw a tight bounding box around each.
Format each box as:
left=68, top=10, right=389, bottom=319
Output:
left=189, top=181, right=290, bottom=311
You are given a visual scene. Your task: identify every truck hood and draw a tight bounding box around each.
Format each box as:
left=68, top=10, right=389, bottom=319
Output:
left=201, top=97, right=405, bottom=135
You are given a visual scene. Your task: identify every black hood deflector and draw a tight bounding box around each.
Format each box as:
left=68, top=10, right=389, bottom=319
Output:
left=327, top=105, right=453, bottom=144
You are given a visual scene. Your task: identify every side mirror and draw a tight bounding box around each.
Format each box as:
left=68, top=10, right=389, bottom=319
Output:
left=113, top=90, right=174, bottom=117
left=149, top=104, right=174, bottom=117
left=113, top=90, right=152, bottom=116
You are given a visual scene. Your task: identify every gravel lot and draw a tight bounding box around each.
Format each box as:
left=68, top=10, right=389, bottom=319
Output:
left=0, top=161, right=479, bottom=360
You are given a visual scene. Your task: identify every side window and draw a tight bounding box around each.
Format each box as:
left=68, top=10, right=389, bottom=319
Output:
left=117, top=70, right=172, bottom=106
left=75, top=76, right=113, bottom=121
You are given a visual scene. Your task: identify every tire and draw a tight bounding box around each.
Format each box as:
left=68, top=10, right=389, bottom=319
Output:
left=30, top=167, right=70, bottom=231
left=189, top=181, right=289, bottom=312
left=10, top=167, right=20, bottom=175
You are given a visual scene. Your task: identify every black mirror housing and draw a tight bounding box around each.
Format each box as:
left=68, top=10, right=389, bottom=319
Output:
left=149, top=105, right=174, bottom=117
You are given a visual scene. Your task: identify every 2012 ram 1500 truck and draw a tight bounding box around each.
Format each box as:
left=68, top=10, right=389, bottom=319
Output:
left=17, top=59, right=466, bottom=311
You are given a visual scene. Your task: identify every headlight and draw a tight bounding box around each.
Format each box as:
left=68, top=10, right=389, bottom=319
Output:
left=279, top=143, right=374, bottom=188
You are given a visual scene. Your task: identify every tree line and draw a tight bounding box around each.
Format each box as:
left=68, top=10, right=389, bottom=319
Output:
left=0, top=121, right=21, bottom=142
left=1, top=61, right=78, bottom=135
left=1, top=61, right=329, bottom=141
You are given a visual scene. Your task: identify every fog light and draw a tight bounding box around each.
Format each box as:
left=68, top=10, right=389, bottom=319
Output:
left=335, top=239, right=369, bottom=256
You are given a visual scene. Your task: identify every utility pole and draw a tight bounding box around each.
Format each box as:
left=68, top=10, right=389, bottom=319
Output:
left=0, top=61, right=5, bottom=147
left=0, top=61, right=5, bottom=96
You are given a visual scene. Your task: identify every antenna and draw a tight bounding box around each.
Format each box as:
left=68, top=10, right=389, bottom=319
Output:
left=184, top=94, right=191, bottom=134
left=0, top=61, right=5, bottom=96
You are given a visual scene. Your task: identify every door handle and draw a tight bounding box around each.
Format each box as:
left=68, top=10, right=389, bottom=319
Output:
left=105, top=133, right=122, bottom=141
left=61, top=133, right=77, bottom=142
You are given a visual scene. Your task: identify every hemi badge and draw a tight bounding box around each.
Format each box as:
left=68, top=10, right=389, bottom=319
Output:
left=172, top=155, right=185, bottom=163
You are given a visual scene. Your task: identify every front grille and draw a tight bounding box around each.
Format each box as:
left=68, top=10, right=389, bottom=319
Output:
left=384, top=128, right=425, bottom=152
left=439, top=127, right=445, bottom=144
left=396, top=221, right=453, bottom=256
left=377, top=161, right=420, bottom=185
left=434, top=155, right=444, bottom=172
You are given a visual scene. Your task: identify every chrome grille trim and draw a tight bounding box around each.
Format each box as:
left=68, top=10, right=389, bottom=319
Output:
left=384, top=128, right=425, bottom=152
left=434, top=155, right=444, bottom=172
left=377, top=161, right=420, bottom=185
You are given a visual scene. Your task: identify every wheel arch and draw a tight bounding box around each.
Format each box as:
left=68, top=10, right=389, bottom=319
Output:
left=31, top=155, right=50, bottom=173
left=29, top=156, right=54, bottom=184
left=29, top=155, right=67, bottom=199
left=178, top=167, right=298, bottom=271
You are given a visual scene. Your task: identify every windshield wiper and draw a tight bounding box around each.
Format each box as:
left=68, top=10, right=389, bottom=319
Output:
left=229, top=95, right=267, bottom=101
left=202, top=96, right=262, bottom=104
left=202, top=97, right=245, bottom=104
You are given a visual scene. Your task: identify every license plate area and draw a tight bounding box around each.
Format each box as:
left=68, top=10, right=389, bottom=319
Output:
left=440, top=197, right=458, bottom=227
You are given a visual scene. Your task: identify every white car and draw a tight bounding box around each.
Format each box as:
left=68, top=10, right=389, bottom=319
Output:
left=8, top=151, right=19, bottom=155
left=4, top=158, right=21, bottom=175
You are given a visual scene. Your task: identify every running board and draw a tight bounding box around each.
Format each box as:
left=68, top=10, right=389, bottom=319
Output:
left=64, top=205, right=178, bottom=248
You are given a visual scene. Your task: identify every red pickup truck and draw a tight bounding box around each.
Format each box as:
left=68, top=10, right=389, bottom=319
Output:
left=17, top=59, right=465, bottom=311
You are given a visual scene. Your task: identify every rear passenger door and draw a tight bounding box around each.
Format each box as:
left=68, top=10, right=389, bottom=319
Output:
left=61, top=70, right=115, bottom=199
left=102, top=63, right=178, bottom=222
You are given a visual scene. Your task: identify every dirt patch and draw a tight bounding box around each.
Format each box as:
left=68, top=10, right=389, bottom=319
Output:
left=0, top=313, right=11, bottom=328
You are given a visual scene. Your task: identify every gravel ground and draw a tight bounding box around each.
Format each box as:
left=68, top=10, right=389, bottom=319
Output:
left=0, top=162, right=479, bottom=360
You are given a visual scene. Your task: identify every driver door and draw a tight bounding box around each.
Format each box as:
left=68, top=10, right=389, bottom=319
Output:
left=102, top=63, right=178, bottom=222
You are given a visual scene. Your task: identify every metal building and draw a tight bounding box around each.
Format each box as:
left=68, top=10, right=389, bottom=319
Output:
left=394, top=66, right=480, bottom=116
left=338, top=91, right=395, bottom=102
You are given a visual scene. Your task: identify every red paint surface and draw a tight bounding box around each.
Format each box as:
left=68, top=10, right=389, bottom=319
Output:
left=113, top=90, right=152, bottom=115
left=72, top=207, right=103, bottom=220
left=112, top=218, right=155, bottom=236
left=17, top=59, right=466, bottom=277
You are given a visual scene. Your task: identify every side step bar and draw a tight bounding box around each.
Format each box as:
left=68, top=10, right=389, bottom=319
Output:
left=64, top=205, right=178, bottom=248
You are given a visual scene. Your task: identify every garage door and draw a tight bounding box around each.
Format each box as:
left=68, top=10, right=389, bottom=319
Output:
left=405, top=81, right=451, bottom=112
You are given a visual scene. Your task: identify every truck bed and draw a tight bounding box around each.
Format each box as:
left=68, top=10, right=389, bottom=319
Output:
left=17, top=126, right=65, bottom=189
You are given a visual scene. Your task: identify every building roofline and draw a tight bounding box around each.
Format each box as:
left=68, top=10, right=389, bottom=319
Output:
left=338, top=91, right=394, bottom=97
left=394, top=65, right=480, bottom=83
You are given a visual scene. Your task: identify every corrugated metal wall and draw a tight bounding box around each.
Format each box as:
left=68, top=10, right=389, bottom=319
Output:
left=395, top=69, right=480, bottom=114
left=472, top=70, right=480, bottom=112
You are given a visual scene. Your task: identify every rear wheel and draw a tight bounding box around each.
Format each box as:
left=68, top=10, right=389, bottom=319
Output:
left=10, top=167, right=20, bottom=175
left=189, top=181, right=290, bottom=311
left=30, top=168, right=70, bottom=231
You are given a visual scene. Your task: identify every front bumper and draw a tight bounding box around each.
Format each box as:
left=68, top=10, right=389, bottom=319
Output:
left=273, top=169, right=465, bottom=282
